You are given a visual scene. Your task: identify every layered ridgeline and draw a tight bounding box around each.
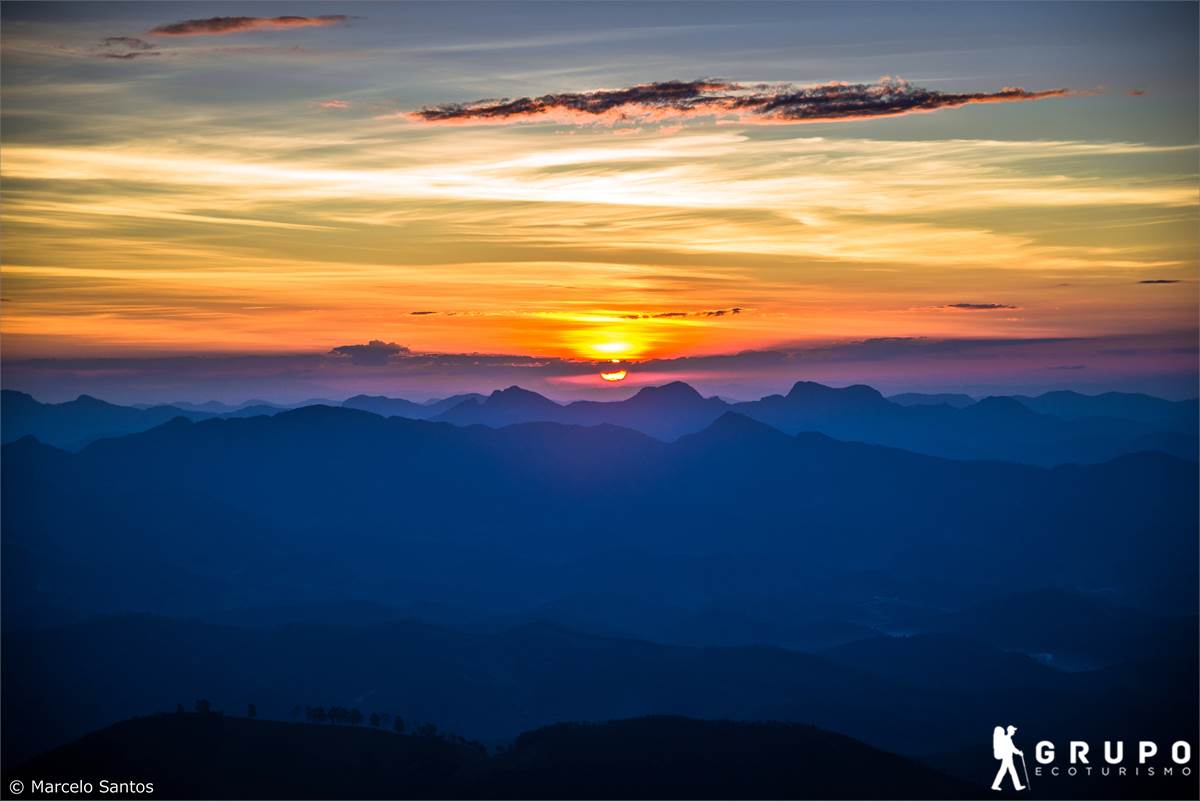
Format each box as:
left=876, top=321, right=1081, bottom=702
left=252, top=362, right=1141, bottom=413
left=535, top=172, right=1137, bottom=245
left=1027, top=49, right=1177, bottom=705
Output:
left=3, top=403, right=1196, bottom=771
left=4, top=382, right=1196, bottom=464
left=431, top=382, right=1197, bottom=463
left=0, top=392, right=294, bottom=450
left=5, top=406, right=1195, bottom=624
left=0, top=391, right=472, bottom=451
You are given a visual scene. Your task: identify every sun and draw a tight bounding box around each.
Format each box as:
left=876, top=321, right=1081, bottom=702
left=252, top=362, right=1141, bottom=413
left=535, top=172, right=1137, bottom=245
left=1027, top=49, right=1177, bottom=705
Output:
left=600, top=369, right=628, bottom=382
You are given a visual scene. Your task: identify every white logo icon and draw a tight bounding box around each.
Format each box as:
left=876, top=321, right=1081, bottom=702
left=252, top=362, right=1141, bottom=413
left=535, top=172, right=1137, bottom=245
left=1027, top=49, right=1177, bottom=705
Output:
left=993, top=724, right=1031, bottom=791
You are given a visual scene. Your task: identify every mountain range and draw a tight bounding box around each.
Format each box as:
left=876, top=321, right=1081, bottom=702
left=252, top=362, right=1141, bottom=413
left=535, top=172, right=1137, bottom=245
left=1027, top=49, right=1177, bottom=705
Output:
left=4, top=406, right=1195, bottom=630
left=2, top=384, right=1195, bottom=790
left=4, top=382, right=1194, bottom=465
left=431, top=381, right=1197, bottom=465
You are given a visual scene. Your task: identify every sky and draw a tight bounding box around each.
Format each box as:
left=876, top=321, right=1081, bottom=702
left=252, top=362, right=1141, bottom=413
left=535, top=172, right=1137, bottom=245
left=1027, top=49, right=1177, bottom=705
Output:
left=1, top=1, right=1197, bottom=402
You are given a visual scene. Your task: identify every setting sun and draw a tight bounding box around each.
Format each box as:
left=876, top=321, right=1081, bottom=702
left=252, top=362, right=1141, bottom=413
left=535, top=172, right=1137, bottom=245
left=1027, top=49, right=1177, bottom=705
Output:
left=600, top=369, right=628, bottom=382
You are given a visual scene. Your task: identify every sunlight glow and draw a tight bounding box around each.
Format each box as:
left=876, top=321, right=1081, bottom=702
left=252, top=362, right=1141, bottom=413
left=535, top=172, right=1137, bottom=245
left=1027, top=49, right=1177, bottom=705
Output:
left=592, top=342, right=633, bottom=355
left=0, top=42, right=1195, bottom=359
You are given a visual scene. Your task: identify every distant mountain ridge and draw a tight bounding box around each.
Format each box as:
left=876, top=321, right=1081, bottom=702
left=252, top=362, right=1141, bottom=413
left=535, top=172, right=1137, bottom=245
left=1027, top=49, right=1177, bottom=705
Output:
left=1009, top=389, right=1199, bottom=433
left=0, top=391, right=212, bottom=450
left=434, top=381, right=727, bottom=440
left=888, top=392, right=976, bottom=408
left=435, top=380, right=1196, bottom=465
left=343, top=392, right=485, bottom=419
left=0, top=389, right=481, bottom=450
left=6, top=382, right=1195, bottom=464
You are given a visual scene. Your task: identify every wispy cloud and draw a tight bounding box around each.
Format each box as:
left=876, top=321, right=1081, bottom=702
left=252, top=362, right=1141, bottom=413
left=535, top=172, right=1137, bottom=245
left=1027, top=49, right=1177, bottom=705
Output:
left=149, top=15, right=349, bottom=37
left=2, top=117, right=1192, bottom=365
left=1138, top=279, right=1180, bottom=284
left=95, top=36, right=162, bottom=60
left=621, top=306, right=743, bottom=319
left=944, top=303, right=1019, bottom=310
left=101, top=36, right=156, bottom=50
left=98, top=51, right=161, bottom=61
left=409, top=77, right=1069, bottom=126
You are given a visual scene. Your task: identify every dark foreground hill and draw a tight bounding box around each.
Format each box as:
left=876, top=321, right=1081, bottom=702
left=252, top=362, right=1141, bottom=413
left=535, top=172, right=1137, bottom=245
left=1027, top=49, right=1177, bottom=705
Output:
left=5, top=713, right=976, bottom=799
left=6, top=612, right=1195, bottom=769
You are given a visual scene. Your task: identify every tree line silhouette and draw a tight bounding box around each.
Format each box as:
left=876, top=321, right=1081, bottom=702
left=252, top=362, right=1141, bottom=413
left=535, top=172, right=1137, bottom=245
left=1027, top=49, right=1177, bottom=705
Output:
left=177, top=699, right=484, bottom=753
left=298, top=705, right=380, bottom=730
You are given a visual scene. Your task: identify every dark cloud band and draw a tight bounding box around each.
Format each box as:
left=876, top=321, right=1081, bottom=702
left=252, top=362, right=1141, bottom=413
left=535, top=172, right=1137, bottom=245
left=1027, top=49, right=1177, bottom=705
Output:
left=329, top=340, right=410, bottom=365
left=149, top=15, right=349, bottom=37
left=409, top=78, right=1068, bottom=126
left=621, top=306, right=744, bottom=320
left=102, top=36, right=156, bottom=50
left=4, top=332, right=1194, bottom=404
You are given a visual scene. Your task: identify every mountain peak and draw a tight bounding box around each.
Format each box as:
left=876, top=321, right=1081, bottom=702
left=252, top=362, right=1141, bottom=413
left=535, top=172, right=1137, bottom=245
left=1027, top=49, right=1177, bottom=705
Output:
left=72, top=394, right=115, bottom=408
left=971, top=396, right=1037, bottom=416
left=785, top=381, right=885, bottom=404
left=492, top=385, right=534, bottom=397
left=491, top=385, right=549, bottom=400
left=485, top=386, right=561, bottom=411
left=687, top=411, right=783, bottom=444
left=1036, top=390, right=1086, bottom=401
left=632, top=381, right=702, bottom=402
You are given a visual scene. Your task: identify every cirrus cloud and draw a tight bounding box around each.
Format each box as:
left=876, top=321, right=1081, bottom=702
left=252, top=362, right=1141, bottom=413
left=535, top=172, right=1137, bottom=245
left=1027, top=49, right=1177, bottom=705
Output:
left=407, top=77, right=1070, bottom=127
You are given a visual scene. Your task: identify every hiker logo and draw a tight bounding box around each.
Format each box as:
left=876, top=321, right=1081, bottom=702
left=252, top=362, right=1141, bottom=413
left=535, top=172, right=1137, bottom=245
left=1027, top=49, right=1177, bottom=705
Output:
left=992, top=725, right=1030, bottom=791
left=989, top=729, right=1195, bottom=789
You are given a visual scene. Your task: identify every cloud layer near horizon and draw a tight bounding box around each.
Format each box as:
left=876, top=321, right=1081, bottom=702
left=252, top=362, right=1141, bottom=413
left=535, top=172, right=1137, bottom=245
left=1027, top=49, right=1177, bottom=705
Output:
left=409, top=78, right=1069, bottom=126
left=3, top=333, right=1195, bottom=405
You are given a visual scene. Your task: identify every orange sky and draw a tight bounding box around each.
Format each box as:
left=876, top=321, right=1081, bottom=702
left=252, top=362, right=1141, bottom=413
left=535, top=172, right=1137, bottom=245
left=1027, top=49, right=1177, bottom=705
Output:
left=1, top=2, right=1197, bottom=393
left=3, top=129, right=1195, bottom=363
